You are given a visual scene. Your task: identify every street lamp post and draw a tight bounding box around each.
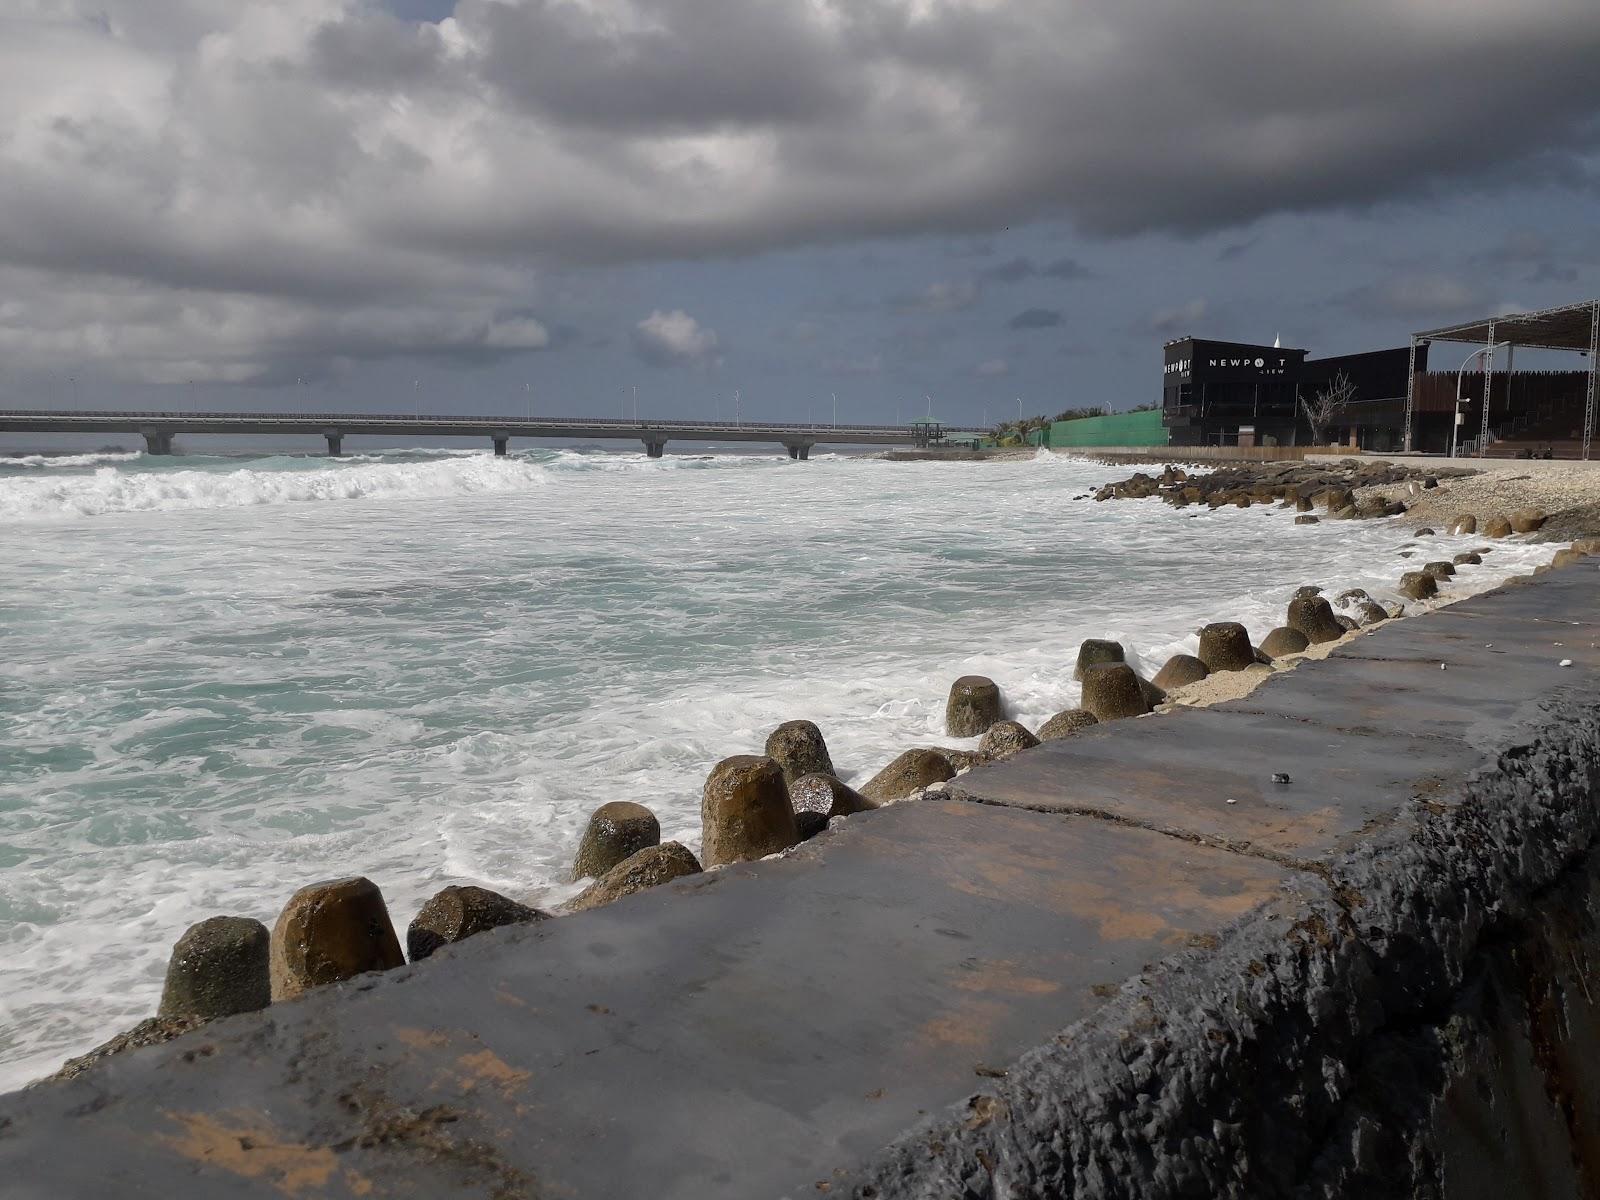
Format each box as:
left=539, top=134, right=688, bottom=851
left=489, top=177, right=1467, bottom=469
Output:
left=1453, top=341, right=1509, bottom=458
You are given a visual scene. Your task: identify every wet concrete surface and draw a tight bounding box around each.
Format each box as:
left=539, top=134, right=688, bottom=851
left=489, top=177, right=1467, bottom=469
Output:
left=0, top=802, right=1312, bottom=1199
left=3, top=566, right=1599, bottom=1198
left=953, top=704, right=1476, bottom=858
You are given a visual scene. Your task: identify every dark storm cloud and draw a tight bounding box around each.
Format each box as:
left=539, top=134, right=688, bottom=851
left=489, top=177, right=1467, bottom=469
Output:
left=981, top=257, right=1036, bottom=284
left=1042, top=257, right=1092, bottom=280
left=1530, top=262, right=1581, bottom=285
left=1470, top=231, right=1600, bottom=287
left=4, top=0, right=1600, bottom=382
left=1007, top=307, right=1063, bottom=330
left=1337, top=275, right=1486, bottom=321
left=308, top=9, right=450, bottom=90
left=467, top=0, right=857, bottom=132
left=1150, top=299, right=1208, bottom=335
left=980, top=255, right=1090, bottom=284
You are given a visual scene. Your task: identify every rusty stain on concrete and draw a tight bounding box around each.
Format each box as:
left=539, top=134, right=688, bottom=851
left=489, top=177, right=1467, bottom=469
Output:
left=949, top=960, right=1061, bottom=997
left=455, top=1050, right=530, bottom=1098
left=392, top=1027, right=449, bottom=1051
left=159, top=1110, right=349, bottom=1196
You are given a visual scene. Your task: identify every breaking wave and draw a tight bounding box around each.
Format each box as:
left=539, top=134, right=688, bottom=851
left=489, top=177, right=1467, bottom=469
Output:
left=0, top=455, right=549, bottom=521
left=0, top=451, right=144, bottom=470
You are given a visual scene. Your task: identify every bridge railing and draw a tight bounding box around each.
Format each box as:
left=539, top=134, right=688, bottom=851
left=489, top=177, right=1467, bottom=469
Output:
left=0, top=409, right=986, bottom=434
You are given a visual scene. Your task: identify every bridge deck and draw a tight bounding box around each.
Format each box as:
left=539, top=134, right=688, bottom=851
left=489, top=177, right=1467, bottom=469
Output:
left=0, top=409, right=986, bottom=448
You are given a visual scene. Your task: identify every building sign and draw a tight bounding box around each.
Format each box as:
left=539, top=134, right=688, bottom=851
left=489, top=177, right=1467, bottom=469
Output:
left=1163, top=358, right=1191, bottom=377
left=1205, top=355, right=1291, bottom=376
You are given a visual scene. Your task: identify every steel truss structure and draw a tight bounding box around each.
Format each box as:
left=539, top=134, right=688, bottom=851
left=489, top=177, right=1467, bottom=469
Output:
left=1406, top=299, right=1600, bottom=458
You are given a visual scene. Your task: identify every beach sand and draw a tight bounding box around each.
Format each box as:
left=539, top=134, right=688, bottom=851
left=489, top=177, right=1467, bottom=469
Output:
left=1355, top=459, right=1600, bottom=542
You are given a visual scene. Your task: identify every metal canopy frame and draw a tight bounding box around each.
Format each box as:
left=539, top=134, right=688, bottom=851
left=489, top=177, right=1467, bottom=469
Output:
left=1404, top=298, right=1600, bottom=458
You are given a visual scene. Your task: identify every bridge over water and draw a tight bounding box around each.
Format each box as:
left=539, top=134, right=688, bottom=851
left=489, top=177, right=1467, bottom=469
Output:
left=0, top=409, right=986, bottom=459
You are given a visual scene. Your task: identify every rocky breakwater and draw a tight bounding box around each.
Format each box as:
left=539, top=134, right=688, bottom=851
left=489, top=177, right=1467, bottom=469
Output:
left=1091, top=457, right=1472, bottom=516
left=1359, top=458, right=1600, bottom=545
left=1085, top=456, right=1587, bottom=621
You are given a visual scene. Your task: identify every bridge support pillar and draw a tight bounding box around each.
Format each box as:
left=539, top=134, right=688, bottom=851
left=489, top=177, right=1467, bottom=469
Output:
left=324, top=431, right=343, bottom=457
left=644, top=440, right=666, bottom=458
left=784, top=443, right=813, bottom=461
left=141, top=430, right=174, bottom=456
left=492, top=435, right=510, bottom=457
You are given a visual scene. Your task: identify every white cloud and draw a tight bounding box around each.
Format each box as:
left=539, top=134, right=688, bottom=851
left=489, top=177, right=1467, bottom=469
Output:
left=483, top=317, right=551, bottom=349
left=976, top=357, right=1010, bottom=377
left=896, top=281, right=981, bottom=314
left=1150, top=299, right=1208, bottom=335
left=632, top=308, right=720, bottom=367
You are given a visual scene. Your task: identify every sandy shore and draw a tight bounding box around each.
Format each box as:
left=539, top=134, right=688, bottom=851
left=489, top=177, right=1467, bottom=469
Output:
left=1158, top=620, right=1372, bottom=710
left=1353, top=460, right=1600, bottom=542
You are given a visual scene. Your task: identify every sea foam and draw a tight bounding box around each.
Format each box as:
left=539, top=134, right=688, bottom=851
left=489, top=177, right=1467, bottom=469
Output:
left=0, top=454, right=548, bottom=521
left=0, top=448, right=1561, bottom=1091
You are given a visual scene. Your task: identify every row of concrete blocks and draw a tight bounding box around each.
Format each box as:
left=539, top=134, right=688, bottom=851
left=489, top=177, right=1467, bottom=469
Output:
left=92, top=544, right=1593, bottom=1080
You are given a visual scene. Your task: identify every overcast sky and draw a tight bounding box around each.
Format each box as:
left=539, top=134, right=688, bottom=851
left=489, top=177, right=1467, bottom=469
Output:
left=3, top=0, right=1599, bottom=427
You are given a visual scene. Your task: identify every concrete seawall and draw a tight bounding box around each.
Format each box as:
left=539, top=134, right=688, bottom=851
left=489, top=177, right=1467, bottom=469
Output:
left=3, top=569, right=1600, bottom=1197
left=1056, top=444, right=1324, bottom=463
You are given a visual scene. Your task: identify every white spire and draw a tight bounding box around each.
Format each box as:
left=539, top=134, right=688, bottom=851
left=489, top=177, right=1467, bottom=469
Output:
left=1273, top=333, right=1281, bottom=349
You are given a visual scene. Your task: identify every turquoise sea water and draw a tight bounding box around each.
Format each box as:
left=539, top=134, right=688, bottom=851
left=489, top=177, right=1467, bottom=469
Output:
left=0, top=446, right=1558, bottom=1089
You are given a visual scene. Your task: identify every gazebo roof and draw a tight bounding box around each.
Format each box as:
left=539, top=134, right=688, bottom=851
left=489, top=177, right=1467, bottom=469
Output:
left=1415, top=299, right=1598, bottom=351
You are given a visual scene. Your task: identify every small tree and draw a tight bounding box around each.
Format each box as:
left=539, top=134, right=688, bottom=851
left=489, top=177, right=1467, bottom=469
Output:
left=1305, top=370, right=1356, bottom=445
left=990, top=414, right=1050, bottom=445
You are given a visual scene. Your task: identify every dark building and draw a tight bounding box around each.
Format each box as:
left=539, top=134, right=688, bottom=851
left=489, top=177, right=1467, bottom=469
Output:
left=1161, top=337, right=1425, bottom=449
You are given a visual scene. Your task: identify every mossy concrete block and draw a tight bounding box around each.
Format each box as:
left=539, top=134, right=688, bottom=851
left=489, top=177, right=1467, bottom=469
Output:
left=945, top=676, right=1003, bottom=737
left=157, top=916, right=270, bottom=1023
left=1198, top=621, right=1256, bottom=673
left=407, top=886, right=548, bottom=962
left=701, top=756, right=798, bottom=867
left=1078, top=663, right=1149, bottom=722
left=573, top=801, right=661, bottom=880
left=269, top=877, right=405, bottom=1002
left=763, top=720, right=835, bottom=783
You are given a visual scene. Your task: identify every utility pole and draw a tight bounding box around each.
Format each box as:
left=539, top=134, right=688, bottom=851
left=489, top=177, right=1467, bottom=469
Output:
left=632, top=384, right=638, bottom=422
left=832, top=392, right=837, bottom=429
left=735, top=389, right=741, bottom=426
